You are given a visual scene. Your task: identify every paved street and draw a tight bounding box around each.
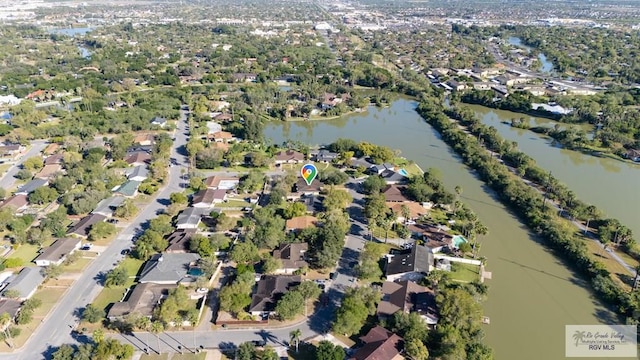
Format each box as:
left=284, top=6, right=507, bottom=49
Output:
left=0, top=140, right=48, bottom=190
left=0, top=110, right=190, bottom=360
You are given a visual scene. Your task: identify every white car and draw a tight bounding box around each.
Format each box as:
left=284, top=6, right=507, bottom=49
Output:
left=196, top=288, right=208, bottom=294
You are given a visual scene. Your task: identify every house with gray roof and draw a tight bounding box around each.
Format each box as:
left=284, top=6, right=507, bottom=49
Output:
left=34, top=238, right=81, bottom=267
left=151, top=117, right=168, bottom=128
left=380, top=170, right=408, bottom=185
left=114, top=180, right=141, bottom=197
left=314, top=149, right=338, bottom=163
left=125, top=165, right=149, bottom=182
left=138, top=253, right=202, bottom=285
left=107, top=283, right=176, bottom=320
left=1, top=267, right=45, bottom=300
left=67, top=214, right=107, bottom=238
left=385, top=245, right=434, bottom=282
left=368, top=163, right=395, bottom=175
left=176, top=207, right=203, bottom=229
left=15, top=178, right=48, bottom=196
left=92, top=196, right=126, bottom=217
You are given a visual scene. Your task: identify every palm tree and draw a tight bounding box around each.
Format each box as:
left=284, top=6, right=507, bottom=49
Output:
left=584, top=205, right=598, bottom=235
left=454, top=185, right=462, bottom=212
left=0, top=312, right=14, bottom=348
left=92, top=329, right=104, bottom=344
left=632, top=265, right=640, bottom=291
left=151, top=321, right=164, bottom=354
left=400, top=205, right=410, bottom=226
left=290, top=329, right=302, bottom=353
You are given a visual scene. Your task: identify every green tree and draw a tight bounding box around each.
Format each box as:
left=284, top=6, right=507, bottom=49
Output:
left=82, top=304, right=106, bottom=323
left=283, top=202, right=307, bottom=219
left=290, top=328, right=302, bottom=353
left=362, top=175, right=386, bottom=194
left=322, top=187, right=352, bottom=211
left=169, top=192, right=188, bottom=204
left=52, top=344, right=75, bottom=360
left=262, top=256, right=282, bottom=275
left=230, top=241, right=259, bottom=264
left=114, top=198, right=137, bottom=218
left=105, top=267, right=128, bottom=287
left=237, top=342, right=257, bottom=360
left=405, top=338, right=429, bottom=360
left=88, top=222, right=116, bottom=241
left=315, top=340, right=345, bottom=360
left=28, top=186, right=58, bottom=205
left=22, top=156, right=43, bottom=171
left=275, top=290, right=305, bottom=320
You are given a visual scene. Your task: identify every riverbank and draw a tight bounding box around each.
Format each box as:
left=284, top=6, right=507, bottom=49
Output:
left=418, top=98, right=636, bottom=324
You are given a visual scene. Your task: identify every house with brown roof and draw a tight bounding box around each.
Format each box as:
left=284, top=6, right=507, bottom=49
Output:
left=192, top=188, right=227, bottom=208
left=214, top=113, right=233, bottom=122
left=0, top=195, right=28, bottom=213
left=212, top=131, right=233, bottom=143
left=274, top=150, right=305, bottom=164
left=377, top=280, right=439, bottom=326
left=133, top=133, right=156, bottom=146
left=350, top=326, right=404, bottom=360
left=210, top=142, right=230, bottom=152
left=44, top=153, right=64, bottom=165
left=285, top=216, right=317, bottom=232
left=107, top=283, right=177, bottom=321
left=249, top=275, right=301, bottom=316
left=204, top=175, right=239, bottom=190
left=386, top=202, right=428, bottom=223
left=124, top=151, right=151, bottom=166
left=43, top=143, right=60, bottom=156
left=34, top=164, right=63, bottom=179
left=67, top=214, right=107, bottom=238
left=407, top=223, right=454, bottom=253
left=165, top=229, right=196, bottom=253
left=382, top=185, right=409, bottom=203
left=289, top=178, right=324, bottom=198
left=273, top=243, right=308, bottom=274
left=0, top=299, right=21, bottom=329
left=0, top=144, right=25, bottom=162
left=34, top=238, right=81, bottom=267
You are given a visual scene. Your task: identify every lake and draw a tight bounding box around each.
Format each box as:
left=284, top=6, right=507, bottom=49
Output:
left=264, top=99, right=615, bottom=359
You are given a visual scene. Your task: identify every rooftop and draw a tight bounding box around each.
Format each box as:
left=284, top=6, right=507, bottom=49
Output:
left=34, top=238, right=80, bottom=264
left=138, top=253, right=201, bottom=284
left=386, top=245, right=433, bottom=276
left=249, top=275, right=301, bottom=313
left=67, top=214, right=107, bottom=238
left=107, top=283, right=177, bottom=319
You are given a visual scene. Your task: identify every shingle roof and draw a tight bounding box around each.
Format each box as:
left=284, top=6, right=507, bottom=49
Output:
left=2, top=267, right=45, bottom=299
left=16, top=178, right=48, bottom=195
left=125, top=165, right=149, bottom=180
left=381, top=185, right=409, bottom=202
left=386, top=245, right=433, bottom=276
left=107, top=283, right=177, bottom=319
left=34, top=238, right=80, bottom=264
left=249, top=275, right=301, bottom=313
left=67, top=214, right=107, bottom=238
left=273, top=243, right=308, bottom=269
left=176, top=207, right=204, bottom=227
left=0, top=299, right=21, bottom=318
left=138, top=253, right=201, bottom=284
left=124, top=151, right=151, bottom=165
left=377, top=280, right=434, bottom=318
left=203, top=175, right=239, bottom=189
left=92, top=196, right=126, bottom=217
left=0, top=194, right=28, bottom=211
left=351, top=326, right=404, bottom=360
left=114, top=180, right=141, bottom=197
left=285, top=216, right=317, bottom=231
left=386, top=201, right=428, bottom=219
left=165, top=229, right=196, bottom=253
left=275, top=150, right=305, bottom=162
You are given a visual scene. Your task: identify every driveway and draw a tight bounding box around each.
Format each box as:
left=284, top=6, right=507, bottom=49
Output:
left=0, top=140, right=48, bottom=190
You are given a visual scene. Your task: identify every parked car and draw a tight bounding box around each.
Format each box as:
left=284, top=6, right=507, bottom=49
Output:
left=252, top=340, right=267, bottom=347
left=80, top=244, right=92, bottom=251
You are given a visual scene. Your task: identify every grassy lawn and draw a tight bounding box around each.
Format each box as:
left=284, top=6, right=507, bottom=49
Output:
left=404, top=163, right=424, bottom=176
left=289, top=342, right=317, bottom=360
left=581, top=238, right=633, bottom=291
left=215, top=199, right=249, bottom=208
left=120, top=257, right=145, bottom=281
left=62, top=257, right=92, bottom=273
left=449, top=262, right=481, bottom=283
left=370, top=226, right=399, bottom=240
left=92, top=257, right=144, bottom=310
left=172, top=353, right=207, bottom=360
left=140, top=354, right=170, bottom=360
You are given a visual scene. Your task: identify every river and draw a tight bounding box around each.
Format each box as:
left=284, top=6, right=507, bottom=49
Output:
left=508, top=36, right=554, bottom=74
left=465, top=103, right=640, bottom=238
left=49, top=27, right=93, bottom=59
left=264, top=99, right=615, bottom=359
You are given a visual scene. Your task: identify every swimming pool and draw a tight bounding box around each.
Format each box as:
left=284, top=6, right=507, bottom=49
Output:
left=452, top=235, right=468, bottom=249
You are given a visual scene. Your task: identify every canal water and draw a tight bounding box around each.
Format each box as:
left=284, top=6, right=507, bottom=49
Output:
left=264, top=99, right=615, bottom=359
left=49, top=27, right=93, bottom=59
left=465, top=104, right=640, bottom=238
left=508, top=36, right=554, bottom=74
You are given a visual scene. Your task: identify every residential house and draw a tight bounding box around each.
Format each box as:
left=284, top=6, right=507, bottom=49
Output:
left=125, top=165, right=149, bottom=182
left=43, top=153, right=64, bottom=165
left=314, top=149, right=338, bottom=163
left=34, top=238, right=81, bottom=267
left=473, top=82, right=494, bottom=91
left=300, top=195, right=322, bottom=213
left=138, top=253, right=202, bottom=285
left=0, top=195, right=28, bottom=213
left=350, top=157, right=374, bottom=169
left=349, top=326, right=404, bottom=360
left=176, top=207, right=203, bottom=229
left=385, top=245, right=434, bottom=282
left=203, top=175, right=239, bottom=190
left=368, top=163, right=395, bottom=175
left=0, top=144, right=25, bottom=162
left=126, top=145, right=154, bottom=154
left=380, top=170, right=408, bottom=185
left=382, top=185, right=409, bottom=203
left=165, top=229, right=196, bottom=253
left=272, top=243, right=308, bottom=274
left=15, top=178, right=48, bottom=196
left=214, top=113, right=233, bottom=122
left=232, top=73, right=257, bottom=82
left=212, top=131, right=233, bottom=143
left=0, top=299, right=21, bottom=328
left=386, top=202, right=428, bottom=223
left=407, top=223, right=454, bottom=253
left=491, top=86, right=510, bottom=98
left=1, top=267, right=45, bottom=300
left=624, top=149, right=640, bottom=162
left=249, top=275, right=301, bottom=316
left=92, top=196, right=126, bottom=217
left=124, top=151, right=151, bottom=166
left=210, top=142, right=230, bottom=153
left=34, top=164, right=63, bottom=180
left=151, top=117, right=167, bottom=128
left=67, top=214, right=107, bottom=238
left=107, top=283, right=177, bottom=321
left=377, top=280, right=439, bottom=326
left=134, top=133, right=156, bottom=146
left=192, top=188, right=227, bottom=208
left=446, top=79, right=467, bottom=91
left=290, top=178, right=324, bottom=197
left=114, top=180, right=141, bottom=198
left=274, top=150, right=305, bottom=164
left=285, top=216, right=317, bottom=232
left=206, top=121, right=223, bottom=135
left=43, top=143, right=60, bottom=156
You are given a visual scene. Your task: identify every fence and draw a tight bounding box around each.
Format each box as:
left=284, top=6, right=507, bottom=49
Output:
left=433, top=254, right=482, bottom=266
